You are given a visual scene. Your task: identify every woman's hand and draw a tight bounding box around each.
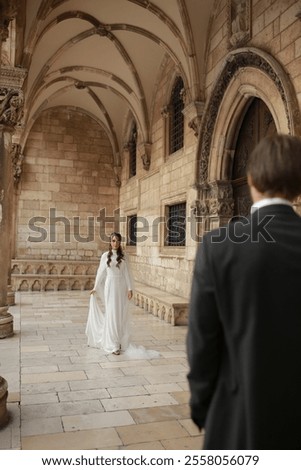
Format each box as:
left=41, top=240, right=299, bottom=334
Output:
left=90, top=289, right=96, bottom=295
left=128, top=290, right=133, bottom=300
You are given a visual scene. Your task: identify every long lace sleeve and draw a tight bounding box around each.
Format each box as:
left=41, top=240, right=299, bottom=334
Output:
left=123, top=255, right=134, bottom=291
left=93, top=252, right=107, bottom=292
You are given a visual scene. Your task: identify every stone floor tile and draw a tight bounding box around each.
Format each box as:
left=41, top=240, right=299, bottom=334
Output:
left=161, top=435, right=204, bottom=450
left=63, top=410, right=135, bottom=432
left=179, top=418, right=202, bottom=436
left=22, top=428, right=122, bottom=450
left=170, top=391, right=190, bottom=404
left=116, top=420, right=189, bottom=446
left=21, top=399, right=104, bottom=420
left=107, top=385, right=148, bottom=398
left=144, top=383, right=183, bottom=394
left=124, top=441, right=165, bottom=450
left=21, top=417, right=63, bottom=437
left=21, top=392, right=59, bottom=405
left=59, top=388, right=110, bottom=402
left=102, top=393, right=178, bottom=412
left=22, top=370, right=86, bottom=384
left=129, top=404, right=190, bottom=424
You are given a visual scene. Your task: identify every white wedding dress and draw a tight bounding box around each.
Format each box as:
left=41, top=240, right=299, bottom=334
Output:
left=85, top=250, right=159, bottom=359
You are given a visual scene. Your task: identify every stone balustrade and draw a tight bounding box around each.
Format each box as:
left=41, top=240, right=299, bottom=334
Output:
left=11, top=259, right=98, bottom=292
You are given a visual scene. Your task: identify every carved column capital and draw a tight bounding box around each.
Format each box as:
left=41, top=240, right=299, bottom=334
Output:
left=0, top=87, right=24, bottom=127
left=0, top=66, right=27, bottom=128
left=207, top=180, right=234, bottom=218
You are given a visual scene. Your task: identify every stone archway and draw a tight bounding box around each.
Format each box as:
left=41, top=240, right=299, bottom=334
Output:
left=195, top=47, right=301, bottom=230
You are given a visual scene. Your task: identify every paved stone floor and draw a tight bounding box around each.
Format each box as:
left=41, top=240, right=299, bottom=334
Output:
left=0, top=291, right=204, bottom=450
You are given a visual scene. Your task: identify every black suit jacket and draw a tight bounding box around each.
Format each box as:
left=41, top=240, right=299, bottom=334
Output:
left=187, top=204, right=301, bottom=449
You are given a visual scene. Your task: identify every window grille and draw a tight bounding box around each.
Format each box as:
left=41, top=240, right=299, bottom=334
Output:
left=129, top=122, right=137, bottom=178
left=169, top=77, right=184, bottom=154
left=166, top=202, right=186, bottom=246
left=128, top=215, right=137, bottom=246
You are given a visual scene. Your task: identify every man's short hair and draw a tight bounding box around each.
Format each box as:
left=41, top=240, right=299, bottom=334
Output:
left=247, top=133, right=301, bottom=200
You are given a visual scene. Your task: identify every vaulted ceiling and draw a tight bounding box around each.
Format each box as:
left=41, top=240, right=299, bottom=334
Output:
left=19, top=0, right=215, bottom=159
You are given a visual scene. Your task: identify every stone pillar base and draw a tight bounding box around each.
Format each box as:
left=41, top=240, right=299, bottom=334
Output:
left=0, top=308, right=13, bottom=339
left=0, top=377, right=9, bottom=428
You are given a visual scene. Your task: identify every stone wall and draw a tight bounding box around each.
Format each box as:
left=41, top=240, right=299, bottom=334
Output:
left=206, top=0, right=301, bottom=102
left=120, top=56, right=199, bottom=299
left=16, top=108, right=119, bottom=260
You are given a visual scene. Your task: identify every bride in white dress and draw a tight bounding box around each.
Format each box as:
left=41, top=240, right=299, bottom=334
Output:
left=85, top=232, right=159, bottom=358
left=86, top=232, right=132, bottom=355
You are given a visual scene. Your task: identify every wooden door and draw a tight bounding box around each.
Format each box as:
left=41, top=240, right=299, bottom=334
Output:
left=232, top=98, right=277, bottom=216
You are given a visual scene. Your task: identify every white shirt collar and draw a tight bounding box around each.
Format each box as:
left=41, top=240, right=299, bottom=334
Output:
left=251, top=197, right=292, bottom=213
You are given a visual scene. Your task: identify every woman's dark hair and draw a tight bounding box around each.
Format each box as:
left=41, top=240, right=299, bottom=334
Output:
left=107, top=232, right=124, bottom=268
left=247, top=133, right=301, bottom=200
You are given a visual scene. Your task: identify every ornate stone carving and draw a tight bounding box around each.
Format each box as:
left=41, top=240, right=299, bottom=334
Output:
left=139, top=142, right=151, bottom=171
left=0, top=0, right=18, bottom=42
left=10, top=143, right=24, bottom=185
left=228, top=0, right=251, bottom=48
left=183, top=101, right=205, bottom=137
left=11, top=259, right=98, bottom=292
left=198, top=181, right=234, bottom=218
left=0, top=87, right=24, bottom=126
left=113, top=166, right=121, bottom=187
left=160, top=105, right=170, bottom=119
left=198, top=50, right=301, bottom=185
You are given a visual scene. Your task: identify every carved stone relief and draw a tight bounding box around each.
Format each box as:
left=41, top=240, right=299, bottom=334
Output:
left=228, top=0, right=251, bottom=48
left=0, top=87, right=24, bottom=127
left=10, top=143, right=23, bottom=185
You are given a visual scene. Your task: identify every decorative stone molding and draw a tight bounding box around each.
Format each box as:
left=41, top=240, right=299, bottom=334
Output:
left=11, top=259, right=98, bottom=292
left=0, top=65, right=26, bottom=88
left=198, top=49, right=301, bottom=186
left=139, top=142, right=151, bottom=170
left=183, top=101, right=205, bottom=137
left=10, top=142, right=23, bottom=185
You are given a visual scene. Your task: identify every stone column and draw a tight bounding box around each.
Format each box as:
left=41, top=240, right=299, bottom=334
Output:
left=0, top=0, right=26, bottom=426
left=0, top=68, right=25, bottom=338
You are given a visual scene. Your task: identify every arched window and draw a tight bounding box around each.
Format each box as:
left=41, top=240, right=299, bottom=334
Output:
left=129, top=122, right=137, bottom=178
left=169, top=77, right=184, bottom=154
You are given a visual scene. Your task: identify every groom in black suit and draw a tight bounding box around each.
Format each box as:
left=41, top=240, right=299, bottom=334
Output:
left=187, top=134, right=301, bottom=449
